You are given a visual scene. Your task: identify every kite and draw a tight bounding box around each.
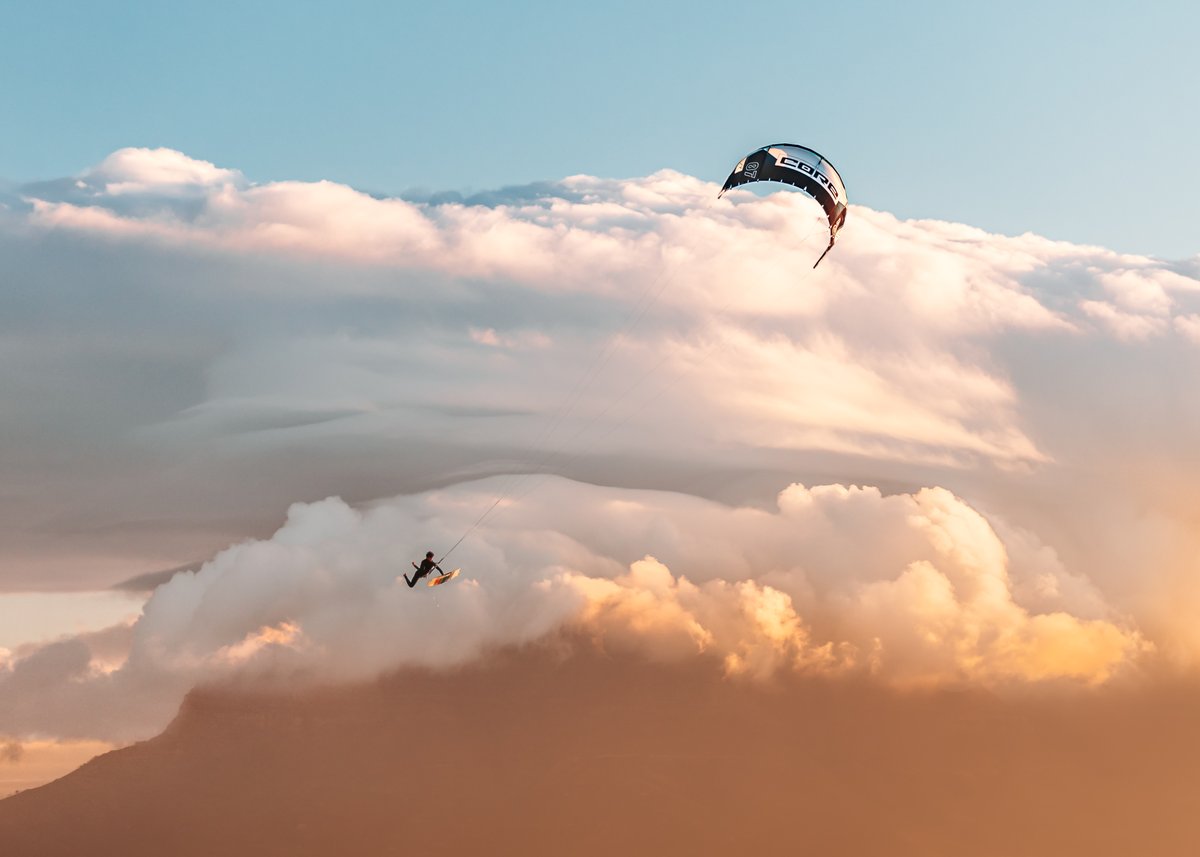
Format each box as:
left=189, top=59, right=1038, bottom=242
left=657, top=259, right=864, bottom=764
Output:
left=720, top=143, right=848, bottom=267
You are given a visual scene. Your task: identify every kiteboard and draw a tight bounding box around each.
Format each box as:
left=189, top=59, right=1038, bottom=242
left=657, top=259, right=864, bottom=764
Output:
left=429, top=568, right=461, bottom=587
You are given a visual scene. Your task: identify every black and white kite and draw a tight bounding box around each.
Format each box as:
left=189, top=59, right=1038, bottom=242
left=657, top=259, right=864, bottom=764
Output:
left=720, top=143, right=848, bottom=267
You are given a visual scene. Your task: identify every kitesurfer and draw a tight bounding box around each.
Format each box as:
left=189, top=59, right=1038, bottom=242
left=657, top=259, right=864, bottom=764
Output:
left=405, top=552, right=443, bottom=588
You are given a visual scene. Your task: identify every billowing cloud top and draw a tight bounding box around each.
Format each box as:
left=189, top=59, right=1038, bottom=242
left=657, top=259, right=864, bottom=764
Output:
left=1, top=149, right=1198, bottom=743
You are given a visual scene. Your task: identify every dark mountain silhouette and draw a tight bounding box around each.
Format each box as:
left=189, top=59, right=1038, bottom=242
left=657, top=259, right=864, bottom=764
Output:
left=3, top=644, right=1199, bottom=856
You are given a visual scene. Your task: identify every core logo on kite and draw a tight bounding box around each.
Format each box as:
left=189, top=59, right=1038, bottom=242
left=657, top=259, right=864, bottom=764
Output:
left=775, top=156, right=840, bottom=200
left=744, top=161, right=760, bottom=179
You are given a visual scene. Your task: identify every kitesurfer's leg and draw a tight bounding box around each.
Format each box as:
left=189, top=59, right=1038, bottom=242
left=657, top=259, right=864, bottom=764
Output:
left=404, top=573, right=416, bottom=588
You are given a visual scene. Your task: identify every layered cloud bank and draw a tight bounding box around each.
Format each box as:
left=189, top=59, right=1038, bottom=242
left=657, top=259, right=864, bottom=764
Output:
left=2, top=148, right=1199, bottom=742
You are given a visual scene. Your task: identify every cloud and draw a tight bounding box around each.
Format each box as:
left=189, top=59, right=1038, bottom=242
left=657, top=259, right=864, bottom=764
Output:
left=215, top=620, right=304, bottom=666
left=469, top=327, right=552, bottom=350
left=1080, top=298, right=1168, bottom=340
left=670, top=327, right=1043, bottom=466
left=85, top=148, right=243, bottom=194
left=556, top=557, right=841, bottom=679
left=1173, top=313, right=1200, bottom=344
left=8, top=148, right=1124, bottom=591
left=0, top=737, right=117, bottom=795
left=0, top=477, right=1148, bottom=742
left=2, top=148, right=1200, bottom=744
left=0, top=739, right=21, bottom=764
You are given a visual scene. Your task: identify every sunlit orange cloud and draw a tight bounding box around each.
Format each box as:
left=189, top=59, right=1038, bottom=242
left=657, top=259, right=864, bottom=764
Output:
left=0, top=473, right=1151, bottom=754
left=95, top=478, right=1144, bottom=705
left=215, top=621, right=304, bottom=665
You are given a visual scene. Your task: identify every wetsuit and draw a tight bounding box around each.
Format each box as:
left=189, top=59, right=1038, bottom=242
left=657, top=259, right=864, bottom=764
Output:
left=406, top=558, right=442, bottom=588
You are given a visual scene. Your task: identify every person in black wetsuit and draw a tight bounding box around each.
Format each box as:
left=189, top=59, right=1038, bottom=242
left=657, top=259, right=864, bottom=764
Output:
left=405, top=551, right=443, bottom=588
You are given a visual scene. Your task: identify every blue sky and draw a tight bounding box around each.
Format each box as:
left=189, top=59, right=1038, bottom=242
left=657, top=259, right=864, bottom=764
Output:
left=3, top=0, right=1198, bottom=257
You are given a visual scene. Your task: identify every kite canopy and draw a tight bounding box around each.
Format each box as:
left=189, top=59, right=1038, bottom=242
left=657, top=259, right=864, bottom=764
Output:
left=720, top=143, right=848, bottom=267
